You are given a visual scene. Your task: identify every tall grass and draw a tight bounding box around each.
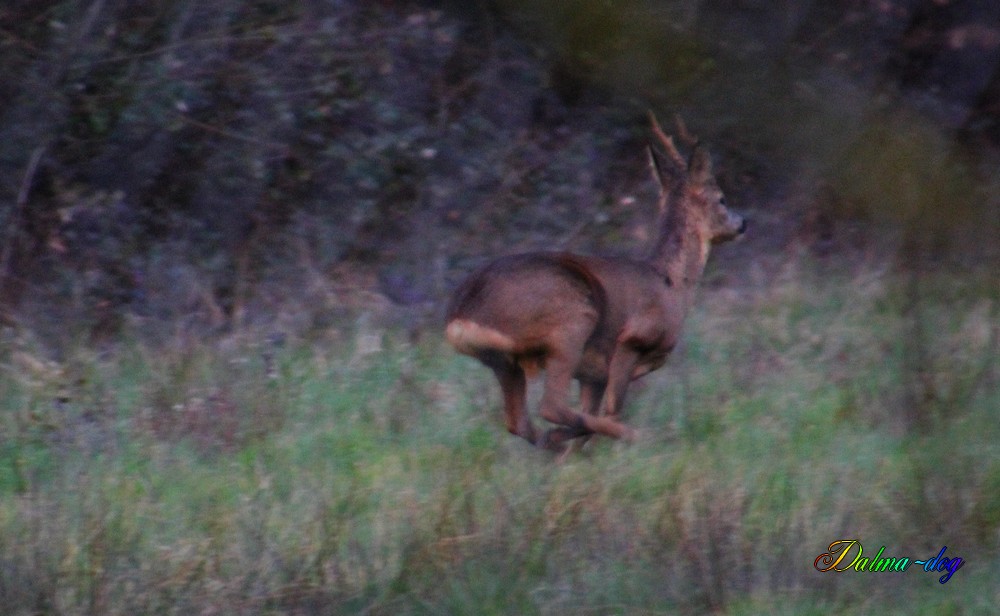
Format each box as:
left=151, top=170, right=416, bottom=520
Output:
left=0, top=260, right=996, bottom=615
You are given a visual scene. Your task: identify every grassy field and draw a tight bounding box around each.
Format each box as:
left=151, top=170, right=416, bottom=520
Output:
left=1, top=258, right=997, bottom=615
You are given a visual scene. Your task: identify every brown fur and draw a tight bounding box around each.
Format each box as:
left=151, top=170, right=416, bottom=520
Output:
left=445, top=114, right=746, bottom=451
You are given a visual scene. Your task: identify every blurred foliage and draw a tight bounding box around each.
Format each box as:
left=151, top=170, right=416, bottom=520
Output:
left=0, top=0, right=998, bottom=346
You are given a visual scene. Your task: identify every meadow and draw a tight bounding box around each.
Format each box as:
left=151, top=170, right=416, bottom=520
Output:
left=1, top=256, right=997, bottom=615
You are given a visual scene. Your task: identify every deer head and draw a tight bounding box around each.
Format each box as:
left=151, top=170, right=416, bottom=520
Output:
left=646, top=113, right=746, bottom=285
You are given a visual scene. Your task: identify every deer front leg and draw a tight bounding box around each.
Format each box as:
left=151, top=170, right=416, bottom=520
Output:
left=596, top=344, right=643, bottom=434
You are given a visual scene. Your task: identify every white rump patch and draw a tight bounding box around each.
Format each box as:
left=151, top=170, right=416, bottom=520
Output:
left=445, top=319, right=517, bottom=355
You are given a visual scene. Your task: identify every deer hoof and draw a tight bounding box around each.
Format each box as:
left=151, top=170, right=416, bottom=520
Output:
left=538, top=428, right=578, bottom=453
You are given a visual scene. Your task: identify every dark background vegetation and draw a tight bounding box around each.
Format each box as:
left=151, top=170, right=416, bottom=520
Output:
left=1, top=0, right=997, bottom=344
left=0, top=1, right=998, bottom=614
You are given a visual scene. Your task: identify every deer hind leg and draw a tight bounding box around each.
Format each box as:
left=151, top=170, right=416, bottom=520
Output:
left=483, top=353, right=537, bottom=445
left=537, top=348, right=635, bottom=450
left=557, top=379, right=606, bottom=454
left=580, top=379, right=606, bottom=416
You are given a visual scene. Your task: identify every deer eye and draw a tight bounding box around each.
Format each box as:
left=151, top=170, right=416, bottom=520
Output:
left=719, top=197, right=727, bottom=207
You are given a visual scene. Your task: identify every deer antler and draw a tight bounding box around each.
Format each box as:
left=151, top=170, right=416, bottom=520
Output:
left=647, top=110, right=686, bottom=169
left=673, top=114, right=698, bottom=147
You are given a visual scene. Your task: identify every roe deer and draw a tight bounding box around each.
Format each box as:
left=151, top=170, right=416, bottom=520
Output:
left=445, top=113, right=746, bottom=451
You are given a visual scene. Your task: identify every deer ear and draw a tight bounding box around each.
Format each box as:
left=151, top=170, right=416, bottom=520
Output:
left=688, top=145, right=713, bottom=183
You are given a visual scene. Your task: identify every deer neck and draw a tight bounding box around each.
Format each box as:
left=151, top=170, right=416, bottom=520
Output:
left=648, top=208, right=711, bottom=310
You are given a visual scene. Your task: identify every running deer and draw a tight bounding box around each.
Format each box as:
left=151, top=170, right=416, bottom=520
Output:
left=445, top=113, right=746, bottom=451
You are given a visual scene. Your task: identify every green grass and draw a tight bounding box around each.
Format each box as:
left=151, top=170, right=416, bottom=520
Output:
left=0, top=262, right=997, bottom=614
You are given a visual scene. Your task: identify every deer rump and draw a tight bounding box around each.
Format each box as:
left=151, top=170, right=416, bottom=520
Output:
left=447, top=252, right=606, bottom=373
left=446, top=251, right=679, bottom=448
